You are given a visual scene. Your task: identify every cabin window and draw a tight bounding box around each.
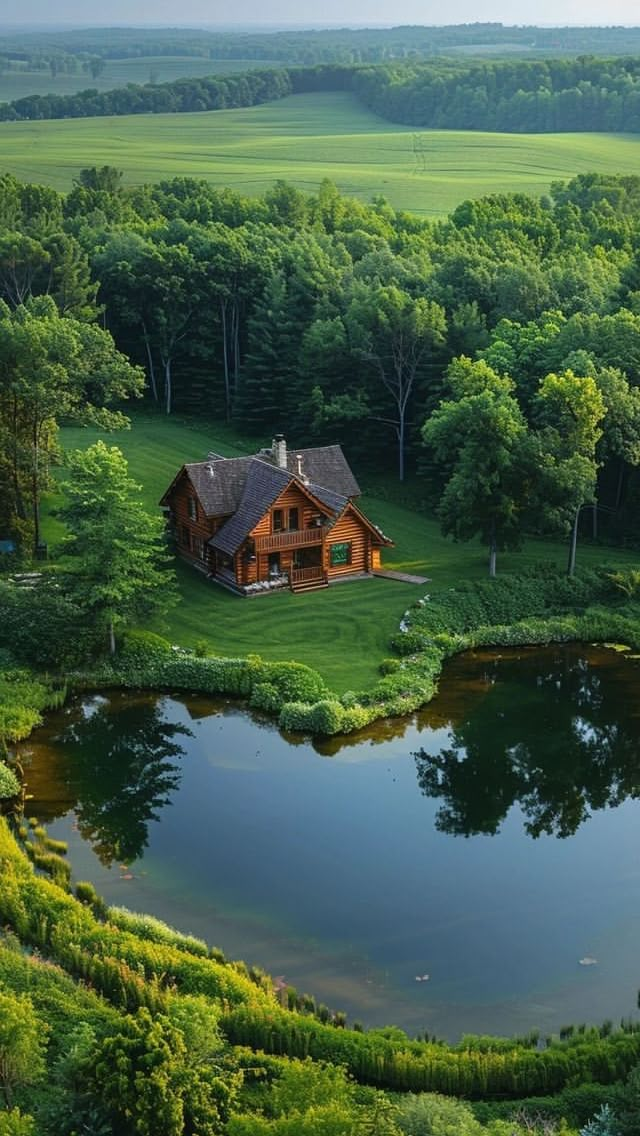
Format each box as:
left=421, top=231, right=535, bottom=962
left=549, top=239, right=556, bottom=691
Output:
left=330, top=542, right=351, bottom=567
left=272, top=507, right=298, bottom=532
left=181, top=525, right=191, bottom=549
left=187, top=497, right=198, bottom=521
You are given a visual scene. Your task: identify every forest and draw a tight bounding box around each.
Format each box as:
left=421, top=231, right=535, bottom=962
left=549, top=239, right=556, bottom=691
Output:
left=5, top=22, right=640, bottom=69
left=6, top=56, right=640, bottom=132
left=2, top=166, right=640, bottom=560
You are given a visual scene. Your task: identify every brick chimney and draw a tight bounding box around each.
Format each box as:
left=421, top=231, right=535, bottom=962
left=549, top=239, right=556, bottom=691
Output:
left=273, top=434, right=287, bottom=469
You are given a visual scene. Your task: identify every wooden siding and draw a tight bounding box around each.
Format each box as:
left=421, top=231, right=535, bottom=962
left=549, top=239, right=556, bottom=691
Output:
left=249, top=483, right=321, bottom=540
left=325, top=507, right=370, bottom=578
left=167, top=473, right=216, bottom=569
left=164, top=467, right=389, bottom=591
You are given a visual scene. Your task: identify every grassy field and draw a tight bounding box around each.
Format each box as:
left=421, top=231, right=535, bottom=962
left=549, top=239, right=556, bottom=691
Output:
left=43, top=413, right=639, bottom=694
left=3, top=91, right=640, bottom=215
left=0, top=57, right=280, bottom=104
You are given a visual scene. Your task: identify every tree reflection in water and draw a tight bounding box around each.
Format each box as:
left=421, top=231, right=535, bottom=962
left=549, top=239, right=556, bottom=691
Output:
left=54, top=695, right=191, bottom=865
left=414, top=648, right=640, bottom=838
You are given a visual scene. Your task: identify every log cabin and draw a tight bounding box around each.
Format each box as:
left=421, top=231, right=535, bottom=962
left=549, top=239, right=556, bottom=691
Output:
left=160, top=435, right=393, bottom=594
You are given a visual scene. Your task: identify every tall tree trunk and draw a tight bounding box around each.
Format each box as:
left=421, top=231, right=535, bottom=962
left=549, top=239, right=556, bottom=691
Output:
left=398, top=414, right=405, bottom=482
left=615, top=459, right=625, bottom=511
left=567, top=506, right=580, bottom=576
left=488, top=519, right=497, bottom=577
left=142, top=322, right=158, bottom=403
left=220, top=296, right=231, bottom=421
left=164, top=356, right=172, bottom=416
left=11, top=395, right=26, bottom=521
left=109, top=618, right=116, bottom=655
left=232, top=299, right=241, bottom=390
left=32, top=420, right=41, bottom=553
left=592, top=502, right=598, bottom=540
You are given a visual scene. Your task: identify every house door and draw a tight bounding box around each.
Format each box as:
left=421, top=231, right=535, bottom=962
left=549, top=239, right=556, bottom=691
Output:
left=268, top=552, right=281, bottom=577
left=293, top=546, right=322, bottom=569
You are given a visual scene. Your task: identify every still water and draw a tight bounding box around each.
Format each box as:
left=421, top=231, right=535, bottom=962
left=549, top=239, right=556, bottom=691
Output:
left=23, top=644, right=640, bottom=1041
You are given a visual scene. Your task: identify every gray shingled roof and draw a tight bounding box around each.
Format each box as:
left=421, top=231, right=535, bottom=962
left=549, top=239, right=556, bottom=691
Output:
left=184, top=456, right=252, bottom=517
left=284, top=446, right=360, bottom=498
left=163, top=441, right=363, bottom=559
left=209, top=460, right=292, bottom=556
left=306, top=481, right=348, bottom=519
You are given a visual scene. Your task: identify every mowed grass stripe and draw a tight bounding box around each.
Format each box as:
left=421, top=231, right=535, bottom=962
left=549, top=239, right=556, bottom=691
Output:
left=2, top=91, right=640, bottom=215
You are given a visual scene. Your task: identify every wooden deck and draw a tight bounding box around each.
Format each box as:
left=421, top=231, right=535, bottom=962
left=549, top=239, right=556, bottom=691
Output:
left=373, top=569, right=430, bottom=584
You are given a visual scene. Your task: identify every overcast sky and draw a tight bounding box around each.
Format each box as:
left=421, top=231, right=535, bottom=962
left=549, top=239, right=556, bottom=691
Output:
left=4, top=2, right=640, bottom=30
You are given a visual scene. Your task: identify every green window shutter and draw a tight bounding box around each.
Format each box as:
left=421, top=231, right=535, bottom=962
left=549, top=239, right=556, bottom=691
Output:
left=330, top=542, right=351, bottom=566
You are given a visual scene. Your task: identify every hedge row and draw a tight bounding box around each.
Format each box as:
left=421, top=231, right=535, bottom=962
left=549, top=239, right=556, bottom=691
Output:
left=0, top=818, right=274, bottom=1016
left=69, top=567, right=640, bottom=738
left=222, top=1005, right=640, bottom=1098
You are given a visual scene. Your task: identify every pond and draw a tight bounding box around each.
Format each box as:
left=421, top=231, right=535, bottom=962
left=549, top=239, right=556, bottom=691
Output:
left=22, top=643, right=640, bottom=1042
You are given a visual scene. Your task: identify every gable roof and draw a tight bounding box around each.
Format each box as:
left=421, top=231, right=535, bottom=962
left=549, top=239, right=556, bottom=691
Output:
left=183, top=456, right=253, bottom=517
left=160, top=441, right=366, bottom=558
left=208, top=460, right=292, bottom=556
left=284, top=446, right=361, bottom=499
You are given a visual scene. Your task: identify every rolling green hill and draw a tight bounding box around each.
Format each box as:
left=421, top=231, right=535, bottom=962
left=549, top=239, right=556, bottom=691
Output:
left=3, top=90, right=640, bottom=215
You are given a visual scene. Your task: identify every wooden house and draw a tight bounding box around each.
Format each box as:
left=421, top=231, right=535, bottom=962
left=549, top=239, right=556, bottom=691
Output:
left=160, top=435, right=393, bottom=594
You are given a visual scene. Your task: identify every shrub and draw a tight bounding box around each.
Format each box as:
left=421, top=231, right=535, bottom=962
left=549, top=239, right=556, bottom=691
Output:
left=307, top=700, right=344, bottom=735
left=0, top=762, right=20, bottom=800
left=0, top=579, right=100, bottom=668
left=250, top=682, right=284, bottom=714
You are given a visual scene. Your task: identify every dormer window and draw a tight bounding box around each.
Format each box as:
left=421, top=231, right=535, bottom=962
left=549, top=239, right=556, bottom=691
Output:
left=188, top=497, right=198, bottom=521
left=272, top=507, right=299, bottom=533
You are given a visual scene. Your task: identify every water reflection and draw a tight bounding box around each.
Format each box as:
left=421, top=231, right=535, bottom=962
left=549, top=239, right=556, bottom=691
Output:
left=37, top=694, right=191, bottom=864
left=415, top=648, right=640, bottom=838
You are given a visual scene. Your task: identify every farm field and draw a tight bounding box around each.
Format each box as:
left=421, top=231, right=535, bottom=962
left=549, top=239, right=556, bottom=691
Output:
left=0, top=56, right=280, bottom=104
left=3, top=90, right=640, bottom=215
left=44, top=413, right=639, bottom=694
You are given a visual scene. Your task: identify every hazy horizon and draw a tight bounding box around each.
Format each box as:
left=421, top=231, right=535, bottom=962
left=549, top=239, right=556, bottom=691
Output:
left=3, top=6, right=640, bottom=32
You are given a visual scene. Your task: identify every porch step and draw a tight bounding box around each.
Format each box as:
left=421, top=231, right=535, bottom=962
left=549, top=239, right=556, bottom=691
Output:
left=290, top=578, right=329, bottom=594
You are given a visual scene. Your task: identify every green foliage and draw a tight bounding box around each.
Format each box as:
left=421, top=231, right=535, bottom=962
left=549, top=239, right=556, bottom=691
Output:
left=0, top=763, right=20, bottom=800
left=87, top=1007, right=186, bottom=1136
left=395, top=1091, right=483, bottom=1135
left=0, top=581, right=100, bottom=669
left=0, top=988, right=47, bottom=1109
left=0, top=1111, right=36, bottom=1136
left=580, top=1104, right=621, bottom=1135
left=106, top=908, right=209, bottom=958
left=58, top=442, right=177, bottom=653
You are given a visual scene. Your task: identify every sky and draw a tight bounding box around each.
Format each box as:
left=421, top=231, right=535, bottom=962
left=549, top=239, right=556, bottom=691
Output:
left=3, top=2, right=640, bottom=30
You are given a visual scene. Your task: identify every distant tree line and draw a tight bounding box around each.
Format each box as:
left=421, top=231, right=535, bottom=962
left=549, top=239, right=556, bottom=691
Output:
left=5, top=23, right=640, bottom=68
left=352, top=56, right=640, bottom=132
left=5, top=56, right=640, bottom=135
left=0, top=68, right=294, bottom=122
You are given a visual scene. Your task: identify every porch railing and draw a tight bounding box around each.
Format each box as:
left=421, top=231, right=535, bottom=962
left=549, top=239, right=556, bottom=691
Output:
left=254, top=529, right=323, bottom=552
left=290, top=566, right=327, bottom=586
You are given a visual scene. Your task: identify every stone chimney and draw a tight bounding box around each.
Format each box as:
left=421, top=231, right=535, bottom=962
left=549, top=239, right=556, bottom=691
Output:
left=273, top=434, right=287, bottom=469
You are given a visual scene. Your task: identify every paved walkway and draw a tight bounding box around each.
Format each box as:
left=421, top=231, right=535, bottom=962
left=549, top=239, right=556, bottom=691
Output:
left=373, top=569, right=430, bottom=584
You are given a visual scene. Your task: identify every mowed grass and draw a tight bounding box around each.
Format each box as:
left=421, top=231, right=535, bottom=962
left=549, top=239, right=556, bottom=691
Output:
left=0, top=57, right=281, bottom=104
left=43, top=413, right=639, bottom=694
left=3, top=91, right=640, bottom=216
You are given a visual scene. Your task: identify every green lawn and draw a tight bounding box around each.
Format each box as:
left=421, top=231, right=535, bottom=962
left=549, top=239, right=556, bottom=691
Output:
left=45, top=413, right=639, bottom=694
left=0, top=57, right=280, bottom=104
left=3, top=91, right=640, bottom=216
